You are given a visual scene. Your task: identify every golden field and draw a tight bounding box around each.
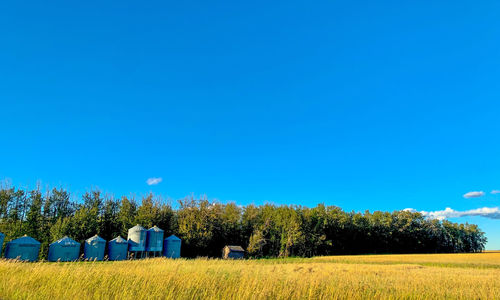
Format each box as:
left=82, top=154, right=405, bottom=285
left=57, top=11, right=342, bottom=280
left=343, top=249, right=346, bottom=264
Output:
left=1, top=252, right=500, bottom=300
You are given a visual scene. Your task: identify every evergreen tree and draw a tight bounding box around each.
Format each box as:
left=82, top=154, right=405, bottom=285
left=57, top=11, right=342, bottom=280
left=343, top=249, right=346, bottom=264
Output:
left=0, top=185, right=488, bottom=259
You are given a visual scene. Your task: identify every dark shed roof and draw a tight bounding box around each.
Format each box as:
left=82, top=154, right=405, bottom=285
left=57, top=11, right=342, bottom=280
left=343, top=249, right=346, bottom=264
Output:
left=226, top=245, right=244, bottom=252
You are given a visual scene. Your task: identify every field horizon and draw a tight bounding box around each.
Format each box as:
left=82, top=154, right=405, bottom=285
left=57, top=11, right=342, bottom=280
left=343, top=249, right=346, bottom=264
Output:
left=2, top=252, right=500, bottom=299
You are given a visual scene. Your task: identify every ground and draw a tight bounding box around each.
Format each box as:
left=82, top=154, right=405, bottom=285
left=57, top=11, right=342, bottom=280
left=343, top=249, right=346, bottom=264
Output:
left=1, top=252, right=500, bottom=299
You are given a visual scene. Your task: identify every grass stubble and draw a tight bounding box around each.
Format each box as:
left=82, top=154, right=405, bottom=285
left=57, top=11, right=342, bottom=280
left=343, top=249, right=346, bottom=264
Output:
left=1, top=252, right=500, bottom=299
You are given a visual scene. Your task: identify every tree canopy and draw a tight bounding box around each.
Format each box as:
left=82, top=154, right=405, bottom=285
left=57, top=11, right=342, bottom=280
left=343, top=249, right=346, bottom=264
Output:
left=0, top=184, right=486, bottom=259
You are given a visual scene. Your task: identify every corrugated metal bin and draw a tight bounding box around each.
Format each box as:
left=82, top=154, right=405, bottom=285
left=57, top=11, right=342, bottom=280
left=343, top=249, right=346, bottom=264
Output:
left=5, top=235, right=41, bottom=262
left=108, top=236, right=128, bottom=261
left=48, top=236, right=80, bottom=262
left=127, top=224, right=147, bottom=252
left=146, top=226, right=164, bottom=253
left=0, top=231, right=4, bottom=254
left=163, top=235, right=181, bottom=258
left=84, top=235, right=106, bottom=261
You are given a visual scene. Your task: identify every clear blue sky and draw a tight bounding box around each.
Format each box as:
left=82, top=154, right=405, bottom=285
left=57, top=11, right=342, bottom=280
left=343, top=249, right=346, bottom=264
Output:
left=1, top=1, right=500, bottom=249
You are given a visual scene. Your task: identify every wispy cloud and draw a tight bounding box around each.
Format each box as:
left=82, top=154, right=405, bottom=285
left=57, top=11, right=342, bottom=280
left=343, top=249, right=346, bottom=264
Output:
left=403, top=207, right=500, bottom=220
left=146, top=177, right=162, bottom=186
left=463, top=191, right=485, bottom=198
left=491, top=190, right=500, bottom=194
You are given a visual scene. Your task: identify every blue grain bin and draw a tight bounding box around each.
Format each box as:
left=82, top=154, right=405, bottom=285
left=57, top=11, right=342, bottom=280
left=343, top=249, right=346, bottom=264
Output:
left=163, top=235, right=181, bottom=258
left=48, top=236, right=80, bottom=262
left=84, top=235, right=106, bottom=261
left=108, top=236, right=128, bottom=261
left=128, top=224, right=146, bottom=252
left=5, top=235, right=41, bottom=262
left=0, top=232, right=4, bottom=253
left=146, top=226, right=164, bottom=252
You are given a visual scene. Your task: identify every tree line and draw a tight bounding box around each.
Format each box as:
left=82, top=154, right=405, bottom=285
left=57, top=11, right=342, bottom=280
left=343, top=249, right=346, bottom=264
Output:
left=0, top=184, right=486, bottom=259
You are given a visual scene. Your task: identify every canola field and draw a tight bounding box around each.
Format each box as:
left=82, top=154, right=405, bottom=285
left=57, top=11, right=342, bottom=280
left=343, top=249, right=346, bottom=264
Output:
left=1, top=252, right=500, bottom=299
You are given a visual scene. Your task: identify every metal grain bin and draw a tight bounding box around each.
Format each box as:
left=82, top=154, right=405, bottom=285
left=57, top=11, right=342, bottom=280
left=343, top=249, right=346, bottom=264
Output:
left=146, top=226, right=164, bottom=252
left=84, top=235, right=106, bottom=261
left=127, top=224, right=146, bottom=252
left=0, top=231, right=4, bottom=253
left=108, top=236, right=128, bottom=261
left=48, top=236, right=80, bottom=262
left=4, top=235, right=41, bottom=262
left=163, top=235, right=181, bottom=258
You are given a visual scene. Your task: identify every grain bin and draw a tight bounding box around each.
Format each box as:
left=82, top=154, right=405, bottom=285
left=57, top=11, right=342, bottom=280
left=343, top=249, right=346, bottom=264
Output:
left=48, top=236, right=80, bottom=262
left=128, top=224, right=147, bottom=257
left=4, top=235, right=41, bottom=262
left=163, top=235, right=181, bottom=258
left=146, top=226, right=164, bottom=253
left=108, top=236, right=128, bottom=261
left=84, top=235, right=106, bottom=261
left=0, top=231, right=4, bottom=253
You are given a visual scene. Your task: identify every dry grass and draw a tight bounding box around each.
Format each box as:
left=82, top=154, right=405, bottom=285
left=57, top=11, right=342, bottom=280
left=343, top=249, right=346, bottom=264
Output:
left=1, top=253, right=500, bottom=299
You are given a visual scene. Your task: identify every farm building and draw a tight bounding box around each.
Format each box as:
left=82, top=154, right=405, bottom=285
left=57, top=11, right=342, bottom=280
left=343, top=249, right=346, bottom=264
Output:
left=146, top=226, right=164, bottom=255
left=108, top=236, right=128, bottom=261
left=128, top=224, right=147, bottom=258
left=4, top=235, right=41, bottom=262
left=48, top=236, right=80, bottom=262
left=84, top=235, right=106, bottom=261
left=163, top=235, right=181, bottom=258
left=0, top=231, right=4, bottom=253
left=222, top=245, right=245, bottom=259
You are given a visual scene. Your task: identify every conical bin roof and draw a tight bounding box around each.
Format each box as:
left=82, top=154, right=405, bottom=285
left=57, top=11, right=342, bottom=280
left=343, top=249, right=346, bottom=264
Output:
left=11, top=235, right=41, bottom=245
left=51, top=236, right=79, bottom=246
left=165, top=235, right=181, bottom=241
left=130, top=224, right=146, bottom=231
left=148, top=225, right=164, bottom=232
left=110, top=236, right=127, bottom=243
left=86, top=235, right=106, bottom=243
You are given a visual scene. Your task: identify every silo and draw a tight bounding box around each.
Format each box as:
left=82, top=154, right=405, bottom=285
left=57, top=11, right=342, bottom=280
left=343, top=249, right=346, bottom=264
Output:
left=108, top=236, right=128, bottom=261
left=4, top=235, right=41, bottom=262
left=48, top=236, right=80, bottom=262
left=0, top=231, right=4, bottom=253
left=84, top=235, right=106, bottom=261
left=128, top=225, right=146, bottom=258
left=163, top=235, right=181, bottom=258
left=146, top=226, right=164, bottom=254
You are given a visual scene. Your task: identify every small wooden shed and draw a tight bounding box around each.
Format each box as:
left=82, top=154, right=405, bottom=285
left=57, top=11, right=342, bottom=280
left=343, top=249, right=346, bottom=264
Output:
left=222, top=245, right=244, bottom=259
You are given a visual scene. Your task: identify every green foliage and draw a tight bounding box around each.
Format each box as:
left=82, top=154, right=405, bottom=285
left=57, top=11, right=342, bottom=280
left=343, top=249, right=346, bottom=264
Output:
left=117, top=196, right=136, bottom=237
left=0, top=185, right=487, bottom=259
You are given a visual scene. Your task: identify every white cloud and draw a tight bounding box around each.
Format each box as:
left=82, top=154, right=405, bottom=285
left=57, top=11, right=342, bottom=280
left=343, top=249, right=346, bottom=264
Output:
left=403, top=207, right=500, bottom=220
left=463, top=191, right=485, bottom=198
left=491, top=190, right=500, bottom=194
left=146, top=177, right=163, bottom=186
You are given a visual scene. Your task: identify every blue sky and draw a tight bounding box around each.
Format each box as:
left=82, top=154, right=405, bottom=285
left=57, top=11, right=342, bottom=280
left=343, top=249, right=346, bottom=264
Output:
left=1, top=1, right=500, bottom=249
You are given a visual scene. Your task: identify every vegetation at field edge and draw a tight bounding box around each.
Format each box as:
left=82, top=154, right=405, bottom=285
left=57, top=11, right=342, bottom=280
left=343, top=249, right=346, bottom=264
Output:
left=0, top=184, right=486, bottom=260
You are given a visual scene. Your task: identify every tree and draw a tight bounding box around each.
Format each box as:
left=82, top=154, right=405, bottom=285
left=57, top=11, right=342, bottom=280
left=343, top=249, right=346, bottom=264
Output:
left=99, top=197, right=120, bottom=241
left=135, top=193, right=158, bottom=228
left=0, top=185, right=488, bottom=259
left=25, top=188, right=43, bottom=239
left=117, top=196, right=136, bottom=237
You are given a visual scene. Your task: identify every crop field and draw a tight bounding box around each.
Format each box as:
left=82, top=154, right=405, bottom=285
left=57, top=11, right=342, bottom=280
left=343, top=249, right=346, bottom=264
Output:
left=1, top=252, right=500, bottom=300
